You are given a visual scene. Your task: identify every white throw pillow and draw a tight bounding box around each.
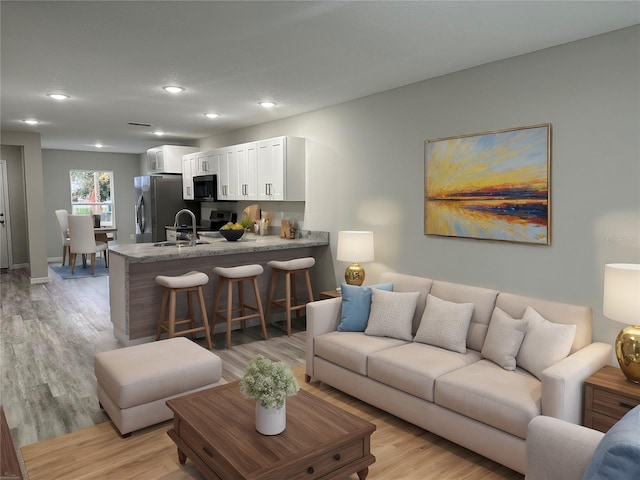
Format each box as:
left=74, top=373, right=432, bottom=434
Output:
left=481, top=307, right=528, bottom=371
left=364, top=289, right=419, bottom=341
left=414, top=294, right=475, bottom=353
left=516, top=306, right=577, bottom=380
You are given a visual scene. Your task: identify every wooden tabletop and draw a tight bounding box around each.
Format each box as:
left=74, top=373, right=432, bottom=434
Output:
left=167, top=381, right=376, bottom=480
left=585, top=365, right=640, bottom=399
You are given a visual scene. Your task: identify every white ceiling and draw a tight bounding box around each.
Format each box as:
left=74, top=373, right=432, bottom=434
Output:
left=2, top=1, right=639, bottom=154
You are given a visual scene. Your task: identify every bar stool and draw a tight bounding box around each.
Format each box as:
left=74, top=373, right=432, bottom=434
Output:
left=212, top=264, right=269, bottom=349
left=266, top=257, right=315, bottom=336
left=155, top=271, right=212, bottom=350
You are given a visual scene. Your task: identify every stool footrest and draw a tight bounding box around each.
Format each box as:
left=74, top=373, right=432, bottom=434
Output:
left=215, top=312, right=261, bottom=322
left=271, top=299, right=306, bottom=311
left=160, top=325, right=208, bottom=336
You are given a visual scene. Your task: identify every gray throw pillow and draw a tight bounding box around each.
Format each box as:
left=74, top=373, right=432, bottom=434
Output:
left=414, top=294, right=475, bottom=353
left=481, top=307, right=528, bottom=371
left=364, top=289, right=420, bottom=341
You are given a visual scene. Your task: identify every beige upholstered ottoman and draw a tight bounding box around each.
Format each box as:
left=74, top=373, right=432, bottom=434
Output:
left=94, top=337, right=224, bottom=436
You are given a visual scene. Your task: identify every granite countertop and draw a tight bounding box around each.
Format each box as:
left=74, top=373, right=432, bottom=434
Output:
left=109, top=230, right=329, bottom=263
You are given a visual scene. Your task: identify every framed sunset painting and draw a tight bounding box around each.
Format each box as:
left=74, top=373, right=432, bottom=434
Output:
left=424, top=124, right=551, bottom=245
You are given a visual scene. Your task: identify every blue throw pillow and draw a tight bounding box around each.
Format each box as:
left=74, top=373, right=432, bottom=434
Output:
left=583, top=404, right=640, bottom=480
left=337, top=283, right=393, bottom=332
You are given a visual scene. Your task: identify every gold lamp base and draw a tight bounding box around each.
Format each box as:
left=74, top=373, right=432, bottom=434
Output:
left=615, top=324, right=640, bottom=384
left=344, top=263, right=365, bottom=286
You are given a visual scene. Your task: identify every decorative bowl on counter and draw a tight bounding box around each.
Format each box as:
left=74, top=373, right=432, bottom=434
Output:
left=219, top=228, right=245, bottom=242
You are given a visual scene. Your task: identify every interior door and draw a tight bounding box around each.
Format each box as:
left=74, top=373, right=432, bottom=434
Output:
left=0, top=160, right=12, bottom=269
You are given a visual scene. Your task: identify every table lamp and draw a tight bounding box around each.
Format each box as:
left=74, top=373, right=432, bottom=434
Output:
left=603, top=263, right=640, bottom=384
left=337, top=231, right=374, bottom=286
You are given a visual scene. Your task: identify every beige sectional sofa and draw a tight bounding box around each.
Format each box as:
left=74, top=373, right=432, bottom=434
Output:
left=305, top=272, right=612, bottom=474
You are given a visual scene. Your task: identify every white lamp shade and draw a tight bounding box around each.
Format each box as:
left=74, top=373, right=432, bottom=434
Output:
left=336, top=231, right=374, bottom=263
left=603, top=263, right=640, bottom=325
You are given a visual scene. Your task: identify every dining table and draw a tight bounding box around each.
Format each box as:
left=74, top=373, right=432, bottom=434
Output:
left=94, top=226, right=117, bottom=244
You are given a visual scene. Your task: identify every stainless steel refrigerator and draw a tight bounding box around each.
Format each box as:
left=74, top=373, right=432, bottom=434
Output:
left=134, top=175, right=189, bottom=243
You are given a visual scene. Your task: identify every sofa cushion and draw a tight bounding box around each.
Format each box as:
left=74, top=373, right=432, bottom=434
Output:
left=337, top=282, right=393, bottom=332
left=516, top=306, right=577, bottom=380
left=414, top=294, right=475, bottom=353
left=368, top=342, right=482, bottom=402
left=434, top=359, right=541, bottom=439
left=496, top=291, right=592, bottom=354
left=430, top=281, right=499, bottom=352
left=314, top=331, right=407, bottom=375
left=378, top=272, right=433, bottom=333
left=364, top=289, right=420, bottom=341
left=481, top=307, right=528, bottom=371
left=584, top=405, right=640, bottom=480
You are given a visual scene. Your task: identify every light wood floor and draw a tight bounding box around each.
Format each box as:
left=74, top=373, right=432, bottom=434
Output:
left=21, top=367, right=523, bottom=480
left=0, top=267, right=305, bottom=478
left=3, top=267, right=523, bottom=479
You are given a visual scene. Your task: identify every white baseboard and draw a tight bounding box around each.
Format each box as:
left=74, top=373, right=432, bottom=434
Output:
left=30, top=276, right=50, bottom=284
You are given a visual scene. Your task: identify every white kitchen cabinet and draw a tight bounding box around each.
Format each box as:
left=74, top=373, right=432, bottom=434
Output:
left=196, top=151, right=216, bottom=176
left=181, top=153, right=197, bottom=200
left=216, top=147, right=237, bottom=200
left=236, top=142, right=258, bottom=200
left=256, top=136, right=305, bottom=201
left=147, top=145, right=198, bottom=174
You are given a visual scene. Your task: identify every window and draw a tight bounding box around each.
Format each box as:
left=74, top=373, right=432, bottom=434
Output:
left=69, top=170, right=115, bottom=226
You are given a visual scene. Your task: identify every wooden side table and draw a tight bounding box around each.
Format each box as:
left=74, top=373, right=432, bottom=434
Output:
left=584, top=365, right=640, bottom=433
left=320, top=289, right=341, bottom=300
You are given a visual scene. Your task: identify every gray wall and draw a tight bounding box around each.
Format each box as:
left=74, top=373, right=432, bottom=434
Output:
left=199, top=26, right=640, bottom=349
left=1, top=145, right=29, bottom=266
left=42, top=149, right=140, bottom=259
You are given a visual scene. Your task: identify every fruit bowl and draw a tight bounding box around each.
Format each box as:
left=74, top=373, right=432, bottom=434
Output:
left=219, top=228, right=245, bottom=241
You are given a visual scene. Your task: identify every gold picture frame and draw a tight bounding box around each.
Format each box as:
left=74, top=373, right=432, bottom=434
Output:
left=424, top=123, right=551, bottom=244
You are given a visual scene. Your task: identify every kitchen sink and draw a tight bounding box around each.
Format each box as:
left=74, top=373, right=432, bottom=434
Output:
left=152, top=241, right=208, bottom=247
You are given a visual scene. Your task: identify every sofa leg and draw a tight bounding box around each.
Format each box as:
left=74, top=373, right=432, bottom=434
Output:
left=121, top=432, right=132, bottom=438
left=305, top=374, right=311, bottom=383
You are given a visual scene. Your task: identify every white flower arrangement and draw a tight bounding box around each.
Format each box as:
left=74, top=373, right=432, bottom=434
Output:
left=240, top=355, right=299, bottom=409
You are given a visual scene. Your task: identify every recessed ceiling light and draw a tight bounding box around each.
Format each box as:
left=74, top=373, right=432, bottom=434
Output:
left=259, top=101, right=276, bottom=108
left=163, top=86, right=185, bottom=94
left=95, top=143, right=104, bottom=148
left=47, top=93, right=70, bottom=101
left=153, top=130, right=165, bottom=136
left=204, top=112, right=220, bottom=119
left=23, top=119, right=39, bottom=125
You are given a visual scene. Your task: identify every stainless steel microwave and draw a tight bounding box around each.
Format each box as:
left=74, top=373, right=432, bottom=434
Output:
left=193, top=175, right=218, bottom=201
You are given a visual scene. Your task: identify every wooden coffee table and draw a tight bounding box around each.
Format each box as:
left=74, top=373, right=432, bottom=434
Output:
left=166, top=381, right=376, bottom=480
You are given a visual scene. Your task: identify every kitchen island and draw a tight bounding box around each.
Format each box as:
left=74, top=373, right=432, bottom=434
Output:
left=108, top=231, right=329, bottom=346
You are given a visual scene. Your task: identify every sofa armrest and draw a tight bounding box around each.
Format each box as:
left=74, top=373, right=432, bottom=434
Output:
left=525, top=415, right=603, bottom=480
left=305, top=298, right=342, bottom=380
left=541, top=342, right=612, bottom=423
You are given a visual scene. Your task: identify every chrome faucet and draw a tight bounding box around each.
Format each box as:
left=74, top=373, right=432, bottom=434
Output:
left=174, top=209, right=197, bottom=246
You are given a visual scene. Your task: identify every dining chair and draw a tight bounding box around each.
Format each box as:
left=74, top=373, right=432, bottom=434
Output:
left=68, top=214, right=109, bottom=275
left=54, top=209, right=71, bottom=266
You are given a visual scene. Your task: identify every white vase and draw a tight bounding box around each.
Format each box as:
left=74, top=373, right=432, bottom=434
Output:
left=255, top=399, right=286, bottom=435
